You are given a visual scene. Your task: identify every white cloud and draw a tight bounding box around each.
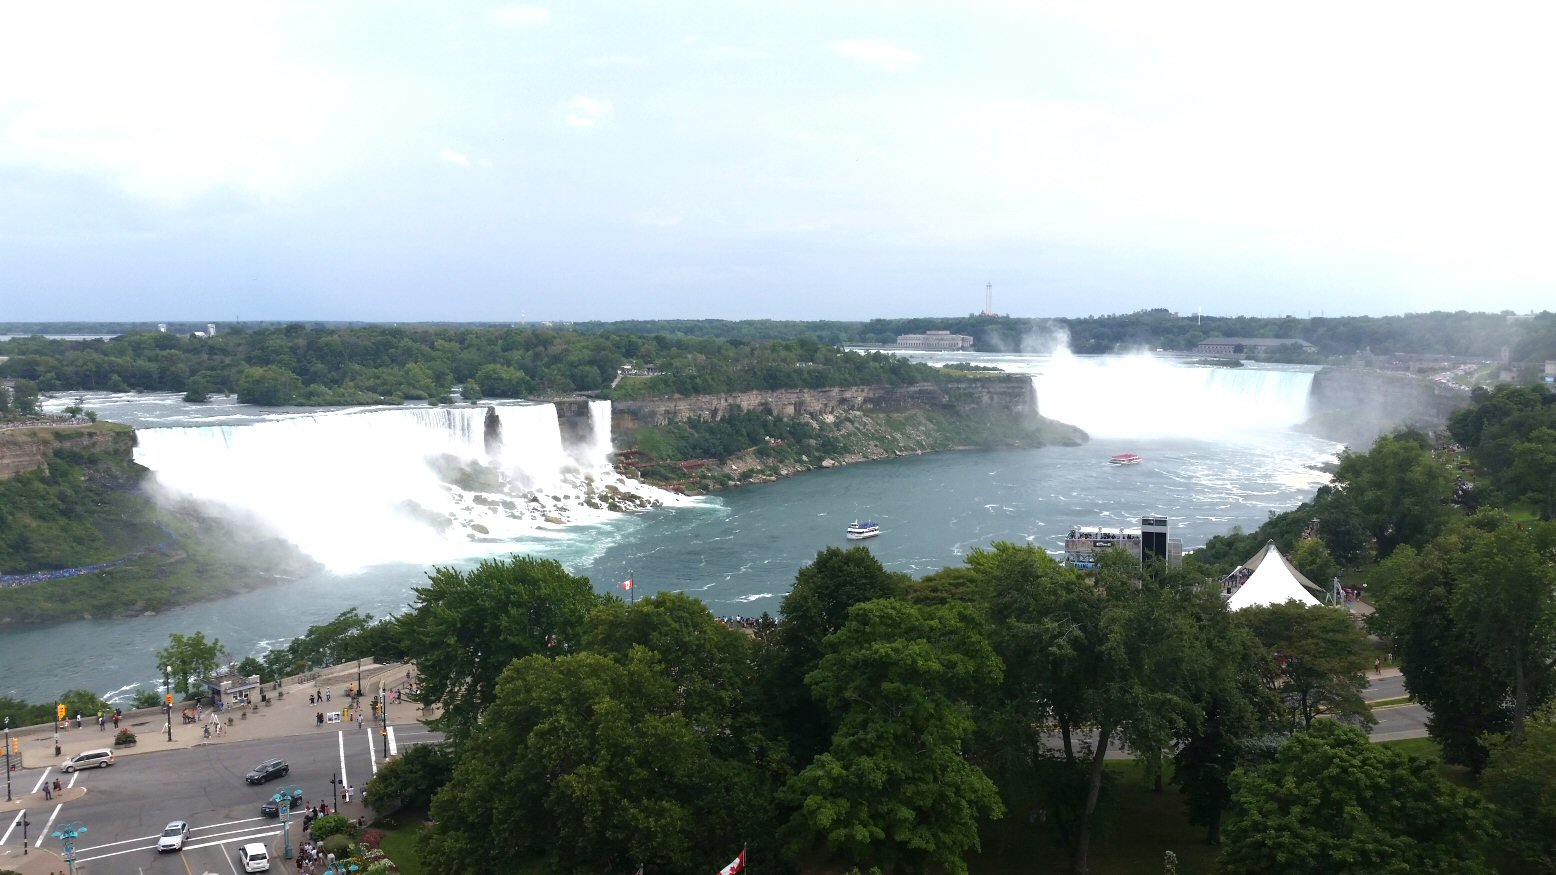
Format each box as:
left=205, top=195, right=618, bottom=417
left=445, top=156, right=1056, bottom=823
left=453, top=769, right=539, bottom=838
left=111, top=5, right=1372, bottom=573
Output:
left=585, top=55, right=640, bottom=67
left=832, top=38, right=919, bottom=71
left=438, top=147, right=472, bottom=168
left=487, top=4, right=550, bottom=30
left=565, top=96, right=613, bottom=128
left=0, top=4, right=348, bottom=203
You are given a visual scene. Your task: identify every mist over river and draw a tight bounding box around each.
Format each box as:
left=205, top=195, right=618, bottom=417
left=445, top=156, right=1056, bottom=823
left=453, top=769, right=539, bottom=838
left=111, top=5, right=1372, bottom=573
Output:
left=5, top=354, right=1338, bottom=704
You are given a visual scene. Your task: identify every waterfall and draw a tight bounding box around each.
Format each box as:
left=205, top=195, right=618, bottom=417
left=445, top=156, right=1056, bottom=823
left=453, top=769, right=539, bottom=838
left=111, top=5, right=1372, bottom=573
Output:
left=134, top=403, right=663, bottom=573
left=587, top=399, right=614, bottom=469
left=1024, top=351, right=1316, bottom=440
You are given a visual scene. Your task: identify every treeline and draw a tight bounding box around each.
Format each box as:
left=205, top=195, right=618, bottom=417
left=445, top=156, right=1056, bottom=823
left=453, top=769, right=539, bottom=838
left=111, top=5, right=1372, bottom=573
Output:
left=0, top=325, right=947, bottom=406
left=574, top=310, right=1556, bottom=362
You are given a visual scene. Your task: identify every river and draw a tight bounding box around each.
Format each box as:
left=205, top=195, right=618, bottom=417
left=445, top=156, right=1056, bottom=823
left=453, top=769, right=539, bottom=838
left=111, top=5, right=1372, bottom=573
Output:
left=2, top=353, right=1337, bottom=704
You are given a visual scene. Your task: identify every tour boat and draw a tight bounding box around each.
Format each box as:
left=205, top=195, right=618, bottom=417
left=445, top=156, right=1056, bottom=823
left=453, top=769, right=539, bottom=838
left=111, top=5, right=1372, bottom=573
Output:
left=846, top=520, right=881, bottom=540
left=1108, top=453, right=1143, bottom=466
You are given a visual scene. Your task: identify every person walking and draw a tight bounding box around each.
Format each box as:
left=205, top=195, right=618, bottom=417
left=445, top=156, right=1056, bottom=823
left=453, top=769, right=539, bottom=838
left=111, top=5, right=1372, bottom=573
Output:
left=356, top=712, right=364, bottom=730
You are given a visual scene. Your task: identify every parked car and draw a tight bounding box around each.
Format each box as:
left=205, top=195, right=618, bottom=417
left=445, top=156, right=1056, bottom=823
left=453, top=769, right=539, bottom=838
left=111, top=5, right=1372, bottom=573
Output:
left=244, top=758, right=289, bottom=784
left=157, top=820, right=190, bottom=852
left=239, top=841, right=271, bottom=871
left=60, top=748, right=115, bottom=772
left=259, top=787, right=306, bottom=817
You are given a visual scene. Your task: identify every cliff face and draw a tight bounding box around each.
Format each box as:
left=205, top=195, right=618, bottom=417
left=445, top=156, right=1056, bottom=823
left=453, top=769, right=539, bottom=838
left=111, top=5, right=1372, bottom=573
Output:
left=1305, top=368, right=1470, bottom=448
left=609, top=378, right=1036, bottom=429
left=0, top=425, right=136, bottom=480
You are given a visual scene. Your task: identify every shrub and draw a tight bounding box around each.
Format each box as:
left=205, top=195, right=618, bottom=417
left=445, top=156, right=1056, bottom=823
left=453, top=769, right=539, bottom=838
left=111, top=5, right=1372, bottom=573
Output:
left=322, top=833, right=354, bottom=858
left=113, top=728, right=136, bottom=747
left=311, top=814, right=358, bottom=841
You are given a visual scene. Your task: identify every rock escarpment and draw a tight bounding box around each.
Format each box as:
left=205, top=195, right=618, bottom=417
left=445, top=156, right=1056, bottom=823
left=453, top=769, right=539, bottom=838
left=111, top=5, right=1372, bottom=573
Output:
left=609, top=378, right=1037, bottom=429
left=0, top=424, right=135, bottom=479
left=1305, top=368, right=1470, bottom=448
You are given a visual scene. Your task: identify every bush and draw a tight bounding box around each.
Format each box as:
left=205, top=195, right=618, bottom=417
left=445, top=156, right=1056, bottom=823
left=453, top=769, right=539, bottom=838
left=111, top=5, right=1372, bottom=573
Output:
left=113, top=728, right=136, bottom=746
left=311, top=813, right=358, bottom=841
left=322, top=833, right=354, bottom=858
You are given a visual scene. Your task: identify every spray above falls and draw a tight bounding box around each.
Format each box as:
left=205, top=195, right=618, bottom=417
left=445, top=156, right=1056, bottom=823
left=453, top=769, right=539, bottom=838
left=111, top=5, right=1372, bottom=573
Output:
left=134, top=401, right=675, bottom=572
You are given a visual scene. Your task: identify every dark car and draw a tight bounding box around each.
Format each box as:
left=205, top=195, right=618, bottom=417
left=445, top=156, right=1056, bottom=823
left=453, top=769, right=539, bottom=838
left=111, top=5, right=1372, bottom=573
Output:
left=244, top=758, right=290, bottom=784
left=260, top=786, right=306, bottom=817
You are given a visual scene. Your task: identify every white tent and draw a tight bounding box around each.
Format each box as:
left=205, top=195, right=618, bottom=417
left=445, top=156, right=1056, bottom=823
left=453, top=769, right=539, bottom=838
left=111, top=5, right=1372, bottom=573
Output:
left=1225, top=541, right=1324, bottom=611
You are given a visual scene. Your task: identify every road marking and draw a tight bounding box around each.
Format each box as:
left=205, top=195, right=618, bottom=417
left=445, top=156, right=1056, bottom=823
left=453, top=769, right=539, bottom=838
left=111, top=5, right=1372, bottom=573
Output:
left=337, top=729, right=349, bottom=802
left=35, top=801, right=61, bottom=847
left=67, top=769, right=80, bottom=789
left=74, top=828, right=280, bottom=863
left=1, top=810, right=22, bottom=845
left=192, top=816, right=270, bottom=833
left=388, top=725, right=399, bottom=756
left=29, top=767, right=51, bottom=794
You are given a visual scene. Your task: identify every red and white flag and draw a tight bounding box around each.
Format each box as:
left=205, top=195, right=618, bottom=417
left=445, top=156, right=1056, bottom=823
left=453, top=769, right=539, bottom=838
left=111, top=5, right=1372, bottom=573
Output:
left=621, top=577, right=634, bottom=592
left=718, top=848, right=745, bottom=875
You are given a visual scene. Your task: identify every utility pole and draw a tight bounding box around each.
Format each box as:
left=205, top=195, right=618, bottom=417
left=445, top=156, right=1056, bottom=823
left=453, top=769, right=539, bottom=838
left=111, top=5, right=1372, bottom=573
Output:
left=4, top=716, right=12, bottom=802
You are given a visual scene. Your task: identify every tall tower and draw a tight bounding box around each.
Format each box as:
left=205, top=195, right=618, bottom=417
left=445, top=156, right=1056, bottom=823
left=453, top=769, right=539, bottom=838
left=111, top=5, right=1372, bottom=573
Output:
left=982, top=282, right=993, bottom=316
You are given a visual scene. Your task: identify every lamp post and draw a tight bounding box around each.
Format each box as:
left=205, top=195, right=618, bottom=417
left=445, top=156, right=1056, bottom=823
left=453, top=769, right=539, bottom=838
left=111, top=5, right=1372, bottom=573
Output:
left=4, top=716, right=12, bottom=802
left=52, top=820, right=86, bottom=875
left=331, top=772, right=340, bottom=813
left=163, top=665, right=174, bottom=742
left=356, top=658, right=363, bottom=701
left=380, top=680, right=389, bottom=761
left=276, top=787, right=296, bottom=859
left=54, top=701, right=61, bottom=756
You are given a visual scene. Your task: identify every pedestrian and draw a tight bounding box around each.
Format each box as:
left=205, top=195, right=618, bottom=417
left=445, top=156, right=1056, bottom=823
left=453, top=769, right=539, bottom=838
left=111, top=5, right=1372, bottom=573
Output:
left=356, top=713, right=364, bottom=730
left=1374, top=658, right=1382, bottom=675
left=43, top=782, right=52, bottom=800
left=1387, top=651, right=1393, bottom=665
left=111, top=713, right=119, bottom=729
left=325, top=689, right=331, bottom=702
left=53, top=778, right=62, bottom=794
left=310, top=692, right=316, bottom=705
left=98, top=715, right=105, bottom=731
left=344, top=784, right=353, bottom=802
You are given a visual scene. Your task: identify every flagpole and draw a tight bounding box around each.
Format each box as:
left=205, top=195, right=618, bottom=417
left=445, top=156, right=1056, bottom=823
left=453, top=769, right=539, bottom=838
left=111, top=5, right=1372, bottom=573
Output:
left=630, top=569, right=635, bottom=605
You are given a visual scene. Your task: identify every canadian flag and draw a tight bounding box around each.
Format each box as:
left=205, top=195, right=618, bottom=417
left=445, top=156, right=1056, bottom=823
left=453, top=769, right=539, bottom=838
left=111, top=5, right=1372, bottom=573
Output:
left=718, top=848, right=745, bottom=875
left=621, top=578, right=634, bottom=591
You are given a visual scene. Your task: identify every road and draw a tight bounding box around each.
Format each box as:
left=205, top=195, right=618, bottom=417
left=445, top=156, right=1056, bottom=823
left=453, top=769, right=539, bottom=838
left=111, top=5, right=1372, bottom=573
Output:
left=0, top=721, right=441, bottom=874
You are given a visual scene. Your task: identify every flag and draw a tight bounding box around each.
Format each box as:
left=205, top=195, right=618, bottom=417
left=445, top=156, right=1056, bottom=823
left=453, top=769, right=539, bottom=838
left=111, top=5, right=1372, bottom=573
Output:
left=621, top=577, right=634, bottom=591
left=718, top=848, right=745, bottom=875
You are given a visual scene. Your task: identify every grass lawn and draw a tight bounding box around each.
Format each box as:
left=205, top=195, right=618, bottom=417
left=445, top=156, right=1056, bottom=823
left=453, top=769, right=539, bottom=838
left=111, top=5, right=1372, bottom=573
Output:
left=972, top=761, right=1220, bottom=875
left=375, top=812, right=428, bottom=875
left=1377, top=737, right=1477, bottom=789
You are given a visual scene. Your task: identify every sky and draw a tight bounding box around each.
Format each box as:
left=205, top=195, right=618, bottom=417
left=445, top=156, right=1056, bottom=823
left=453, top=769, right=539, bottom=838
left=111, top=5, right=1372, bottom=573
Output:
left=3, top=2, right=1554, bottom=323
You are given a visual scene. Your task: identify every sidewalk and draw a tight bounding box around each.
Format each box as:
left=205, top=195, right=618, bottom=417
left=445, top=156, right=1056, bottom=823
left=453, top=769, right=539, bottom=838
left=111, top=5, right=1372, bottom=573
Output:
left=3, top=659, right=435, bottom=811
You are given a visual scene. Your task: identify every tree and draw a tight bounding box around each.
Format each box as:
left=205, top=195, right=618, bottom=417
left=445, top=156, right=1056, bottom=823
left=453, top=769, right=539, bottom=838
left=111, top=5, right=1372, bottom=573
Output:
left=1220, top=721, right=1495, bottom=875
left=156, top=632, right=222, bottom=695
left=1235, top=601, right=1372, bottom=731
left=1332, top=430, right=1456, bottom=557
left=365, top=742, right=455, bottom=815
left=1510, top=427, right=1556, bottom=520
left=768, top=546, right=906, bottom=762
left=780, top=599, right=1003, bottom=875
left=1449, top=514, right=1556, bottom=744
left=398, top=555, right=601, bottom=742
left=236, top=365, right=304, bottom=405
left=1288, top=537, right=1336, bottom=587
left=424, top=650, right=764, bottom=875
left=1480, top=721, right=1556, bottom=873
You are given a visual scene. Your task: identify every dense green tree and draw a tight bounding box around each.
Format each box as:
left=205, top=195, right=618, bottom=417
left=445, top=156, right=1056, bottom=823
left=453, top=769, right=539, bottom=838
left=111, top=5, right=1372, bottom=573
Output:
left=1449, top=514, right=1556, bottom=743
left=156, top=631, right=223, bottom=695
left=1480, top=721, right=1556, bottom=873
left=398, top=556, right=601, bottom=741
left=780, top=599, right=1002, bottom=875
left=1369, top=535, right=1512, bottom=770
left=424, top=650, right=764, bottom=875
left=236, top=365, right=305, bottom=405
left=1234, top=601, right=1372, bottom=731
left=365, top=742, right=455, bottom=815
left=1332, top=430, right=1456, bottom=557
left=768, top=546, right=907, bottom=762
left=1220, top=722, right=1495, bottom=875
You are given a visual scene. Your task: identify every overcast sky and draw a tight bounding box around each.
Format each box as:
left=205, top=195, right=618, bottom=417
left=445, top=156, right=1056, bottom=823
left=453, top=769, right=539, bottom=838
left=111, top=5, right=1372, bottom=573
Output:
left=3, top=2, right=1553, bottom=323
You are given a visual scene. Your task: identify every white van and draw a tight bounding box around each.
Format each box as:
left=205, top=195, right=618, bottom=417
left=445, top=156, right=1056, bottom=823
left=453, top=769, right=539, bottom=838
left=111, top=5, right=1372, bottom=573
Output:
left=239, top=842, right=270, bottom=872
left=60, top=749, right=114, bottom=772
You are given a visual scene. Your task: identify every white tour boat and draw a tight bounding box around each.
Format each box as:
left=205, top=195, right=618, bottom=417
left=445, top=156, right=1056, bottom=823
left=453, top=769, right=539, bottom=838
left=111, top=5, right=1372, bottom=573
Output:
left=846, top=520, right=881, bottom=540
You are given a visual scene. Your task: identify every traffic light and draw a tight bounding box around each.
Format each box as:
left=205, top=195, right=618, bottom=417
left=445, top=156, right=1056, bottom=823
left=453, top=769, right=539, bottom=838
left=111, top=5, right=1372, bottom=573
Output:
left=56, top=703, right=66, bottom=720
left=165, top=693, right=174, bottom=706
left=9, top=736, right=17, bottom=754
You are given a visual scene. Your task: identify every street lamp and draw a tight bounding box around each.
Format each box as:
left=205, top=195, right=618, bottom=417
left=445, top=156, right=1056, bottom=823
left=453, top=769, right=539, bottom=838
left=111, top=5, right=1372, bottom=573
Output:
left=4, top=716, right=12, bottom=802
left=380, top=680, right=389, bottom=761
left=52, top=820, right=87, bottom=875
left=356, top=658, right=363, bottom=701
left=276, top=787, right=297, bottom=859
left=331, top=772, right=340, bottom=813
left=163, top=665, right=174, bottom=742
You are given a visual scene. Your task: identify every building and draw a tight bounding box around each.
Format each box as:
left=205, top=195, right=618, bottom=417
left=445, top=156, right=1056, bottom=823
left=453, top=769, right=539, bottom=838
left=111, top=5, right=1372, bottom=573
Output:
left=1192, top=337, right=1317, bottom=356
left=896, top=330, right=974, bottom=351
left=1063, top=515, right=1183, bottom=570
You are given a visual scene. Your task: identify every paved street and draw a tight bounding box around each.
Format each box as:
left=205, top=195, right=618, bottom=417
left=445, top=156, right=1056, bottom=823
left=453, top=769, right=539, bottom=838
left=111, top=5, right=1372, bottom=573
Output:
left=0, top=660, right=439, bottom=874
